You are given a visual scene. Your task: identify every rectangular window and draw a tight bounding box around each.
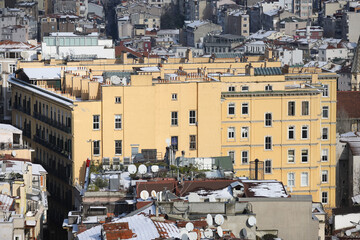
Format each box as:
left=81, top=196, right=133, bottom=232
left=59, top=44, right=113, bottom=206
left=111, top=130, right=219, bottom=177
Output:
left=171, top=136, right=178, bottom=150
left=288, top=101, right=295, bottom=116
left=228, top=127, right=235, bottom=140
left=241, top=127, right=249, bottom=139
left=302, top=101, right=309, bottom=116
left=322, top=170, right=328, bottom=183
left=322, top=106, right=329, bottom=119
left=265, top=113, right=272, bottom=127
left=103, top=158, right=110, bottom=165
left=301, top=126, right=309, bottom=139
left=301, top=149, right=308, bottom=163
left=322, top=191, right=328, bottom=204
left=115, top=96, right=121, bottom=103
left=115, top=115, right=122, bottom=129
left=288, top=172, right=295, bottom=187
left=228, top=86, right=235, bottom=92
left=189, top=135, right=196, bottom=150
left=241, top=151, right=248, bottom=164
left=322, top=127, right=328, bottom=140
left=189, top=110, right=196, bottom=125
left=265, top=84, right=272, bottom=91
left=301, top=172, right=309, bottom=186
left=265, top=136, right=272, bottom=150
left=288, top=149, right=295, bottom=163
left=264, top=159, right=272, bottom=173
left=288, top=126, right=295, bottom=140
left=172, top=93, right=177, bottom=100
left=323, top=85, right=329, bottom=97
left=93, top=140, right=100, bottom=155
left=9, top=64, right=16, bottom=73
left=241, top=86, right=249, bottom=92
left=229, top=151, right=235, bottom=164
left=115, top=140, right=122, bottom=155
left=242, top=103, right=249, bottom=115
left=228, top=103, right=235, bottom=115
left=171, top=111, right=178, bottom=126
left=322, top=149, right=329, bottom=162
left=93, top=115, right=100, bottom=130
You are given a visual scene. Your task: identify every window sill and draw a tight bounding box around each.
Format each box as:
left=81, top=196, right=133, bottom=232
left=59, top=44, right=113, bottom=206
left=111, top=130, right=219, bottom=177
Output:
left=114, top=128, right=122, bottom=131
left=115, top=154, right=122, bottom=156
left=93, top=129, right=100, bottom=131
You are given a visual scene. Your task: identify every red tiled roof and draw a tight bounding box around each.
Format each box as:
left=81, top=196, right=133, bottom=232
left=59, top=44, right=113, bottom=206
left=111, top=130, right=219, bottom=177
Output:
left=178, top=179, right=237, bottom=197
left=136, top=180, right=177, bottom=198
left=337, top=91, right=360, bottom=118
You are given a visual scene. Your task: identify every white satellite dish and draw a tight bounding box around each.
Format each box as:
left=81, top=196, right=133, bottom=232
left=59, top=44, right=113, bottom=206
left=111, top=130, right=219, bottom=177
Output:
left=128, top=164, right=137, bottom=174
left=345, top=230, right=352, bottom=236
left=206, top=214, right=213, bottom=226
left=247, top=216, right=256, bottom=226
left=110, top=75, right=121, bottom=85
left=186, top=222, right=194, bottom=232
left=151, top=190, right=157, bottom=198
left=151, top=165, right=159, bottom=173
left=11, top=151, right=16, bottom=157
left=214, top=214, right=224, bottom=225
left=138, top=164, right=147, bottom=174
left=217, top=226, right=223, bottom=237
left=140, top=190, right=149, bottom=200
left=240, top=228, right=247, bottom=238
left=181, top=232, right=189, bottom=240
left=204, top=229, right=213, bottom=238
left=188, top=232, right=197, bottom=240
left=165, top=138, right=171, bottom=146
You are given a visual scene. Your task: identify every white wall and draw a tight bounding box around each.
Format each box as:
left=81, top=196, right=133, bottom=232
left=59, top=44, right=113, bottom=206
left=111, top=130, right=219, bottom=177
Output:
left=335, top=213, right=360, bottom=230
left=41, top=44, right=115, bottom=60
left=279, top=49, right=303, bottom=66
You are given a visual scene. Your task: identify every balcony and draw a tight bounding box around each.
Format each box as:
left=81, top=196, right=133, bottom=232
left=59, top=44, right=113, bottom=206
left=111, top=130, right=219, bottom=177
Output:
left=13, top=103, right=31, bottom=116
left=33, top=112, right=71, bottom=134
left=33, top=135, right=71, bottom=159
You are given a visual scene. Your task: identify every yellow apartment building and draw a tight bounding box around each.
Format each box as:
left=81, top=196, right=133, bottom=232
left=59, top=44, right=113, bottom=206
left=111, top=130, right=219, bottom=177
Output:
left=9, top=52, right=336, bottom=216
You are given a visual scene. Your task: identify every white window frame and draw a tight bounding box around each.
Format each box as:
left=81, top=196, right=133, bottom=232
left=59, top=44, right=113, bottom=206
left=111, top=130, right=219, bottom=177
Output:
left=189, top=135, right=196, bottom=150
left=264, top=159, right=272, bottom=174
left=93, top=140, right=100, bottom=156
left=321, top=191, right=328, bottom=204
left=301, top=125, right=309, bottom=139
left=241, top=151, right=249, bottom=164
left=265, top=84, right=272, bottom=91
left=228, top=127, right=235, bottom=140
left=115, top=140, right=122, bottom=155
left=322, top=170, right=328, bottom=183
left=322, top=127, right=328, bottom=140
left=241, top=86, right=249, bottom=92
left=93, top=115, right=100, bottom=130
left=301, top=172, right=309, bottom=187
left=228, top=86, right=235, bottom=92
left=288, top=172, right=295, bottom=187
left=115, top=96, right=121, bottom=104
left=241, top=103, right=249, bottom=115
left=301, top=149, right=309, bottom=163
left=322, top=149, right=329, bottom=162
left=265, top=112, right=272, bottom=127
left=171, top=111, right=178, bottom=126
left=288, top=126, right=295, bottom=140
left=229, top=151, right=235, bottom=164
left=241, top=126, right=249, bottom=139
left=265, top=136, right=272, bottom=150
left=115, top=114, right=122, bottom=130
left=301, top=101, right=309, bottom=116
left=288, top=149, right=295, bottom=163
left=322, top=106, right=329, bottom=119
left=228, top=103, right=235, bottom=116
left=288, top=101, right=295, bottom=116
left=171, top=93, right=177, bottom=101
left=322, top=84, right=329, bottom=97
left=189, top=110, right=196, bottom=125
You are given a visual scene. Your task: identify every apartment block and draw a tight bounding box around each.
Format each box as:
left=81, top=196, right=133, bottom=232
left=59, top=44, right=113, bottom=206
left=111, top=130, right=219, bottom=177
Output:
left=9, top=53, right=337, bottom=218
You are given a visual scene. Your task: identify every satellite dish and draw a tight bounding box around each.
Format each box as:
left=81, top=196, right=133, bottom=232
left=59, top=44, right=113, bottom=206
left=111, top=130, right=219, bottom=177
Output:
left=188, top=232, right=197, bottom=240
left=240, top=228, right=247, bottom=238
left=110, top=75, right=121, bottom=85
left=151, top=165, right=159, bottom=173
left=214, top=214, right=224, bottom=225
left=165, top=138, right=171, bottom=146
left=11, top=151, right=16, bottom=157
left=128, top=164, right=137, bottom=174
left=345, top=230, right=352, bottom=236
left=356, top=225, right=360, bottom=230
left=217, top=226, right=223, bottom=237
left=140, top=190, right=149, bottom=200
left=186, top=222, right=194, bottom=232
left=138, top=164, right=147, bottom=174
left=121, top=77, right=127, bottom=86
left=204, top=229, right=213, bottom=238
left=209, top=195, right=216, bottom=202
left=181, top=232, right=189, bottom=240
left=247, top=216, right=256, bottom=226
left=188, top=193, right=200, bottom=202
left=151, top=190, right=157, bottom=198
left=206, top=214, right=213, bottom=226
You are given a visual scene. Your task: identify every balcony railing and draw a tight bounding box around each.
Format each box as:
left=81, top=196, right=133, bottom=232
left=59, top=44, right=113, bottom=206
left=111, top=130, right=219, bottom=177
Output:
left=33, top=135, right=71, bottom=159
left=33, top=112, right=71, bottom=134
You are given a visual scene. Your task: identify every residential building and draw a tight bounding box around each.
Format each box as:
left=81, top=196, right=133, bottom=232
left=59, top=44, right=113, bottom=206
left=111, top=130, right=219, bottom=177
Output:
left=39, top=14, right=78, bottom=40
left=318, top=42, right=348, bottom=62
left=224, top=10, right=249, bottom=37
left=41, top=32, right=115, bottom=60
left=203, top=34, right=245, bottom=54
left=296, top=26, right=323, bottom=39
left=0, top=124, right=48, bottom=240
left=181, top=21, right=222, bottom=48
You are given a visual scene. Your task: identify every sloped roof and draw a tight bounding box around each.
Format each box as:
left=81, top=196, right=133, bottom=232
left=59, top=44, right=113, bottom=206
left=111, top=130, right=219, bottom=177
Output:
left=241, top=180, right=289, bottom=198
left=337, top=91, right=360, bottom=118
left=0, top=194, right=14, bottom=211
left=254, top=67, right=282, bottom=76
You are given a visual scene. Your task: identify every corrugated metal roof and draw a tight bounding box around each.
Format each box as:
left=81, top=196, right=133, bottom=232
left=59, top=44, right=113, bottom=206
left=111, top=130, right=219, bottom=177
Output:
left=254, top=67, right=282, bottom=76
left=215, top=53, right=242, bottom=58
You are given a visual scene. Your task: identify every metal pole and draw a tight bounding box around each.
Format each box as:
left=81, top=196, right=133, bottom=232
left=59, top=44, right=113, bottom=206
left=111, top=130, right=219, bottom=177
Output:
left=255, top=158, right=259, bottom=180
